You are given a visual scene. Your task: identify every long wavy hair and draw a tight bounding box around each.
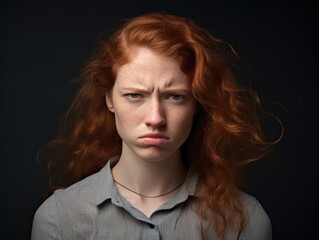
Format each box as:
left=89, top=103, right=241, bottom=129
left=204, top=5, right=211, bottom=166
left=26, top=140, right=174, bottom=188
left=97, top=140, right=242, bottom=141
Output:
left=38, top=12, right=278, bottom=239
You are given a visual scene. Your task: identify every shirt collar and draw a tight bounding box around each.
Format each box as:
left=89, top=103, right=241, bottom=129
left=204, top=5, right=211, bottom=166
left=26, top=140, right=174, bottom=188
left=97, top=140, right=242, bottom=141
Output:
left=95, top=155, right=199, bottom=206
left=95, top=156, right=120, bottom=205
left=184, top=171, right=198, bottom=196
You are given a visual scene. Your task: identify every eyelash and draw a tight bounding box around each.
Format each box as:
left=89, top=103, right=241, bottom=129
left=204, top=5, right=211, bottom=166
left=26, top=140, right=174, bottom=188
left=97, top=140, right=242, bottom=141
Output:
left=165, top=95, right=185, bottom=101
left=126, top=93, right=142, bottom=99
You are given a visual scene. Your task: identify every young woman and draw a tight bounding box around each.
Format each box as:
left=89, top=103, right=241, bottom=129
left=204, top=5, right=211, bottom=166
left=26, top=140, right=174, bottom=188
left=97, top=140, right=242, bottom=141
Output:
left=31, top=12, right=278, bottom=240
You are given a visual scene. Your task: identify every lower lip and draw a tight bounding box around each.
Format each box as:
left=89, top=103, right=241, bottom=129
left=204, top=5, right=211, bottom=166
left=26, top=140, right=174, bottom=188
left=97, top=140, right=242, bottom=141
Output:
left=140, top=137, right=168, bottom=145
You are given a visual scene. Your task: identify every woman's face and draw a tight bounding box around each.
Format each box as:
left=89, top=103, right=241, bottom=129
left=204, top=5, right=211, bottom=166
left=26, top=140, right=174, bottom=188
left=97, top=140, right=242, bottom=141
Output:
left=106, top=47, right=197, bottom=162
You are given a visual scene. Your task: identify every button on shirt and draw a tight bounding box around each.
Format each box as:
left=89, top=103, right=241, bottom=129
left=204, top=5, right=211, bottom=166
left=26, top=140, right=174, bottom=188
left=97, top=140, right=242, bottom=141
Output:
left=31, top=156, right=272, bottom=240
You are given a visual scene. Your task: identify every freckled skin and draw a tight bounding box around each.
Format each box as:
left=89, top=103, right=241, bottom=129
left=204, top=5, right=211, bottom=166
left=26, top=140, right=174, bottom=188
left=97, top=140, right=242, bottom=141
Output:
left=106, top=47, right=197, bottom=163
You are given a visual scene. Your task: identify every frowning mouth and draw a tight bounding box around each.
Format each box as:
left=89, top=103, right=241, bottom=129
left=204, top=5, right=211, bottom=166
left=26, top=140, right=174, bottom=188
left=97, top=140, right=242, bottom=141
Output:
left=139, top=133, right=169, bottom=145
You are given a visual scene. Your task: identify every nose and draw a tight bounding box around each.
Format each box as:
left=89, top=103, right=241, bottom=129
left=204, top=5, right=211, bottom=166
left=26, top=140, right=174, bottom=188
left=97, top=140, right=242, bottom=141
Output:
left=144, top=98, right=166, bottom=128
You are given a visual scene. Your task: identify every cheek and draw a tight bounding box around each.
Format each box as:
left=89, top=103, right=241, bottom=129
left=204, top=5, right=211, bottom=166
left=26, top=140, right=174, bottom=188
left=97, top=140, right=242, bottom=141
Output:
left=113, top=106, right=139, bottom=136
left=182, top=117, right=194, bottom=135
left=173, top=109, right=196, bottom=134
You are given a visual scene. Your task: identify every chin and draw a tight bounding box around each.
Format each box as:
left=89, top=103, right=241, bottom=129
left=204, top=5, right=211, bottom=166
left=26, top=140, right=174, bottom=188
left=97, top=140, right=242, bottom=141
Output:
left=136, top=147, right=179, bottom=162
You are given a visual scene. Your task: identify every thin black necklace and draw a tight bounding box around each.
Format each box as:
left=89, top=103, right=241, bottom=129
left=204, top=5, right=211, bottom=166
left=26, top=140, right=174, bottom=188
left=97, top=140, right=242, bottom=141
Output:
left=113, top=178, right=184, bottom=198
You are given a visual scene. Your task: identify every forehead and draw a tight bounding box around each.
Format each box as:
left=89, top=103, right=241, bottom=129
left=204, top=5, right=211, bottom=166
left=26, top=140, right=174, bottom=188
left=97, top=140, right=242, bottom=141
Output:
left=115, top=47, right=190, bottom=88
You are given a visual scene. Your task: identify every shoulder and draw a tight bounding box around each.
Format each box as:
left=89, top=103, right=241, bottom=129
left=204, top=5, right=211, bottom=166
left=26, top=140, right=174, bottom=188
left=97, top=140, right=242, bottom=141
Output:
left=56, top=169, right=101, bottom=201
left=238, top=191, right=272, bottom=240
left=31, top=170, right=102, bottom=239
left=238, top=191, right=267, bottom=215
left=31, top=193, right=60, bottom=239
left=43, top=169, right=102, bottom=209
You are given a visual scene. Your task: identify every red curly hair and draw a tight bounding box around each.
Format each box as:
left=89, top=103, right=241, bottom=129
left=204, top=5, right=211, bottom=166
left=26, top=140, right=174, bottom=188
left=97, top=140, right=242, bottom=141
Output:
left=38, top=12, right=276, bottom=239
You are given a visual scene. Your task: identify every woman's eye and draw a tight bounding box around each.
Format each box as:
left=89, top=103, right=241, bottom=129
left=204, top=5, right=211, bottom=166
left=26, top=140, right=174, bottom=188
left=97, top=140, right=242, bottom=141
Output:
left=126, top=93, right=142, bottom=99
left=167, top=95, right=184, bottom=101
left=125, top=93, right=143, bottom=102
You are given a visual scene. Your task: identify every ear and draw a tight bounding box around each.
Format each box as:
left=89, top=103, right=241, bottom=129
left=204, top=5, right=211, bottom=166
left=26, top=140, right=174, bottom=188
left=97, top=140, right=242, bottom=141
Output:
left=105, top=93, right=114, bottom=112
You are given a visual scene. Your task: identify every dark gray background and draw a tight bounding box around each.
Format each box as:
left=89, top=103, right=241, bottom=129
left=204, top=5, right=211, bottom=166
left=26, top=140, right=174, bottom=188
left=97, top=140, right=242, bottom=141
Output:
left=1, top=0, right=317, bottom=239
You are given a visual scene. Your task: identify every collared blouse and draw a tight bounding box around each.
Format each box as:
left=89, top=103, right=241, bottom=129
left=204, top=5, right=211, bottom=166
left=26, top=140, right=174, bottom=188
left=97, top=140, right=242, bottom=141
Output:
left=31, top=156, right=272, bottom=240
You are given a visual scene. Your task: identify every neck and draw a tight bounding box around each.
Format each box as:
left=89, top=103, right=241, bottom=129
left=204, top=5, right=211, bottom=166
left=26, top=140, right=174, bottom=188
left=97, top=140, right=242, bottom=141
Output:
left=112, top=150, right=186, bottom=197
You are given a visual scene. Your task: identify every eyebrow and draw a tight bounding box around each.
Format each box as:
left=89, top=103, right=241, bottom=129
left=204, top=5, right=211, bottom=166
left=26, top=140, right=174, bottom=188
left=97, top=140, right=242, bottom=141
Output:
left=120, top=87, right=191, bottom=93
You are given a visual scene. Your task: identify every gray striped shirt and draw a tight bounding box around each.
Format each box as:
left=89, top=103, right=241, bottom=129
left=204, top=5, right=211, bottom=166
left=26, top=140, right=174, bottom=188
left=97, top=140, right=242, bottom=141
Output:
left=31, top=156, right=272, bottom=239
